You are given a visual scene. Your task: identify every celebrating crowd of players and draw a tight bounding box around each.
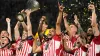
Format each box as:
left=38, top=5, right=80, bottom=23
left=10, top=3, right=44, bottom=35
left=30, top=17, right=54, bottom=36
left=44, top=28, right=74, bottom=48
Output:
left=0, top=2, right=100, bottom=56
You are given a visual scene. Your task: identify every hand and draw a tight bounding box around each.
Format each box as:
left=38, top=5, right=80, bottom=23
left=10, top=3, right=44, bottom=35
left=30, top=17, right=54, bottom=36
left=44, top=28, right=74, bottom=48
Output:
left=88, top=4, right=95, bottom=11
left=58, top=2, right=64, bottom=12
left=17, top=21, right=21, bottom=27
left=74, top=15, right=78, bottom=19
left=85, top=44, right=90, bottom=48
left=40, top=16, right=46, bottom=21
left=6, top=18, right=11, bottom=23
left=62, top=35, right=69, bottom=42
left=74, top=15, right=79, bottom=25
left=25, top=9, right=32, bottom=16
left=18, top=9, right=24, bottom=14
left=63, top=12, right=68, bottom=19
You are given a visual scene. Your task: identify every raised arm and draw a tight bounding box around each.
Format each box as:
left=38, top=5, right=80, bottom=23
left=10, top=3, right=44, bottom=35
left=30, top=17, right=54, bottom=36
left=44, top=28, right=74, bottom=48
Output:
left=74, top=15, right=84, bottom=33
left=6, top=18, right=12, bottom=41
left=88, top=4, right=99, bottom=36
left=21, top=22, right=27, bottom=32
left=38, top=16, right=46, bottom=33
left=14, top=21, right=20, bottom=40
left=56, top=3, right=64, bottom=35
left=25, top=9, right=33, bottom=36
left=74, top=15, right=87, bottom=37
left=63, top=12, right=72, bottom=38
left=33, top=38, right=42, bottom=53
left=38, top=16, right=46, bottom=43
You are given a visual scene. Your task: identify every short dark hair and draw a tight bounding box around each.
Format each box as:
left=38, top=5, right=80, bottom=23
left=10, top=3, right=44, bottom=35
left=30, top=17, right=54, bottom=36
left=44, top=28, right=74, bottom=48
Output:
left=69, top=23, right=78, bottom=29
left=0, top=30, right=9, bottom=35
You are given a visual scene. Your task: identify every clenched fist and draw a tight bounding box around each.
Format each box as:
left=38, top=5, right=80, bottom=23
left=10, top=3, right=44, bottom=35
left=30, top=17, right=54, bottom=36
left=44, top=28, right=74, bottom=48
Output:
left=6, top=18, right=10, bottom=23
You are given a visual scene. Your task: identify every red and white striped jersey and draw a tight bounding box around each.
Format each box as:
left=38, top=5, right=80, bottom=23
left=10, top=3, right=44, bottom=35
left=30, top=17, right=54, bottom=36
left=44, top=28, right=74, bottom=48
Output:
left=63, top=35, right=78, bottom=56
left=0, top=48, right=14, bottom=56
left=63, top=41, right=73, bottom=56
left=87, top=35, right=100, bottom=56
left=41, top=34, right=63, bottom=56
left=15, top=36, right=33, bottom=56
left=73, top=46, right=87, bottom=56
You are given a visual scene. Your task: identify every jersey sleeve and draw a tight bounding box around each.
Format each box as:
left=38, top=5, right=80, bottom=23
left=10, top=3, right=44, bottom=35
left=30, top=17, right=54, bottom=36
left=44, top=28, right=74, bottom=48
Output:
left=53, top=34, right=61, bottom=41
left=93, top=34, right=100, bottom=44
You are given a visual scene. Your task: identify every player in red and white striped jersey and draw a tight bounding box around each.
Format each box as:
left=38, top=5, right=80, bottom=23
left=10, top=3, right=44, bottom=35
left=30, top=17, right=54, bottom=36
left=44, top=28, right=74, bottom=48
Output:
left=63, top=13, right=89, bottom=56
left=0, top=48, right=14, bottom=56
left=63, top=12, right=80, bottom=56
left=0, top=18, right=12, bottom=48
left=41, top=32, right=63, bottom=56
left=87, top=35, right=100, bottom=56
left=63, top=34, right=74, bottom=56
left=72, top=45, right=87, bottom=56
left=0, top=18, right=12, bottom=41
left=63, top=34, right=88, bottom=56
left=15, top=36, right=33, bottom=56
left=63, top=34, right=81, bottom=56
left=87, top=4, right=100, bottom=56
left=0, top=37, right=14, bottom=56
left=73, top=36, right=88, bottom=56
left=14, top=9, right=33, bottom=56
left=33, top=3, right=64, bottom=56
left=0, top=18, right=15, bottom=56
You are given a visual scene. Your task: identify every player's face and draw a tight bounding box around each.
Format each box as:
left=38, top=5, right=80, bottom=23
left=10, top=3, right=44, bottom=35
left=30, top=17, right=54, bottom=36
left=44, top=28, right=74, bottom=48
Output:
left=70, top=25, right=77, bottom=33
left=22, top=31, right=28, bottom=40
left=0, top=31, right=9, bottom=38
left=0, top=37, right=9, bottom=48
left=87, top=28, right=93, bottom=35
left=75, top=37, right=81, bottom=47
left=87, top=36, right=91, bottom=40
left=42, top=22, right=48, bottom=31
left=47, top=28, right=55, bottom=38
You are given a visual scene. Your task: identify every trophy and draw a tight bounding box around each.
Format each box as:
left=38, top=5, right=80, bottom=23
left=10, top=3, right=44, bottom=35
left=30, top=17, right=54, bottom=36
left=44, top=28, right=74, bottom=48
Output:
left=16, top=0, right=40, bottom=22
